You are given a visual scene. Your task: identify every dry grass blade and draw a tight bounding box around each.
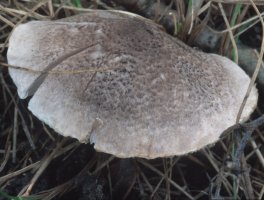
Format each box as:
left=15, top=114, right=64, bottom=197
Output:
left=0, top=140, right=79, bottom=185
left=211, top=0, right=264, bottom=5
left=0, top=161, right=41, bottom=185
left=0, top=15, right=15, bottom=27
left=0, top=141, right=11, bottom=173
left=218, top=3, right=238, bottom=64
left=0, top=73, right=36, bottom=150
left=12, top=106, right=18, bottom=163
left=0, top=62, right=130, bottom=74
left=250, top=138, right=264, bottom=169
left=236, top=0, right=264, bottom=122
left=92, top=155, right=115, bottom=175
left=19, top=139, right=67, bottom=196
left=137, top=159, right=195, bottom=200
left=28, top=154, right=97, bottom=200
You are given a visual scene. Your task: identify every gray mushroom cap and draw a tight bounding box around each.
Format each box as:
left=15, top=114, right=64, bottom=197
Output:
left=7, top=10, right=258, bottom=159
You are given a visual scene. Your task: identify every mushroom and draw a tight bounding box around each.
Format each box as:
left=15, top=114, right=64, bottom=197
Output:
left=7, top=10, right=258, bottom=159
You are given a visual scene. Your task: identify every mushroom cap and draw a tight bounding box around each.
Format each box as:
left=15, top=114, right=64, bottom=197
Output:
left=7, top=10, right=258, bottom=159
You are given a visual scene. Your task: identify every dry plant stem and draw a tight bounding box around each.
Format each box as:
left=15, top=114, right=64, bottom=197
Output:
left=234, top=115, right=264, bottom=199
left=234, top=141, right=255, bottom=199
left=236, top=4, right=249, bottom=26
left=213, top=170, right=233, bottom=198
left=176, top=165, right=189, bottom=192
left=236, top=50, right=262, bottom=122
left=42, top=124, right=56, bottom=141
left=193, top=186, right=210, bottom=200
left=215, top=9, right=264, bottom=36
left=232, top=5, right=250, bottom=39
left=31, top=154, right=98, bottom=200
left=47, top=0, right=54, bottom=17
left=154, top=0, right=170, bottom=22
left=202, top=149, right=234, bottom=196
left=0, top=141, right=79, bottom=185
left=186, top=0, right=204, bottom=34
left=0, top=4, right=23, bottom=19
left=92, top=155, right=115, bottom=175
left=0, top=72, right=7, bottom=104
left=175, top=0, right=186, bottom=22
left=14, top=0, right=51, bottom=19
left=140, top=171, right=153, bottom=192
left=241, top=115, right=264, bottom=135
left=259, top=186, right=264, bottom=200
left=219, top=115, right=264, bottom=198
left=233, top=130, right=252, bottom=169
left=240, top=161, right=254, bottom=199
left=152, top=177, right=165, bottom=199
left=236, top=0, right=264, bottom=122
left=61, top=143, right=81, bottom=162
left=0, top=141, right=11, bottom=173
left=52, top=4, right=100, bottom=13
left=168, top=158, right=173, bottom=199
left=218, top=3, right=238, bottom=64
left=26, top=44, right=99, bottom=97
left=1, top=100, right=13, bottom=121
left=106, top=163, right=113, bottom=199
left=138, top=159, right=195, bottom=200
left=0, top=62, right=132, bottom=74
left=20, top=139, right=67, bottom=196
left=0, top=5, right=40, bottom=19
left=245, top=140, right=260, bottom=159
left=136, top=175, right=145, bottom=198
left=122, top=175, right=137, bottom=200
left=211, top=0, right=264, bottom=5
left=151, top=157, right=179, bottom=199
left=187, top=154, right=206, bottom=168
left=237, top=115, right=264, bottom=199
left=250, top=139, right=264, bottom=169
left=187, top=5, right=211, bottom=45
left=139, top=169, right=157, bottom=197
left=163, top=159, right=170, bottom=200
left=0, top=14, right=15, bottom=27
left=0, top=73, right=36, bottom=149
left=134, top=160, right=163, bottom=200
left=197, top=1, right=212, bottom=16
left=202, top=149, right=220, bottom=172
left=94, top=0, right=114, bottom=10
left=54, top=141, right=80, bottom=158
left=0, top=161, right=41, bottom=185
left=12, top=106, right=18, bottom=163
left=221, top=115, right=264, bottom=141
